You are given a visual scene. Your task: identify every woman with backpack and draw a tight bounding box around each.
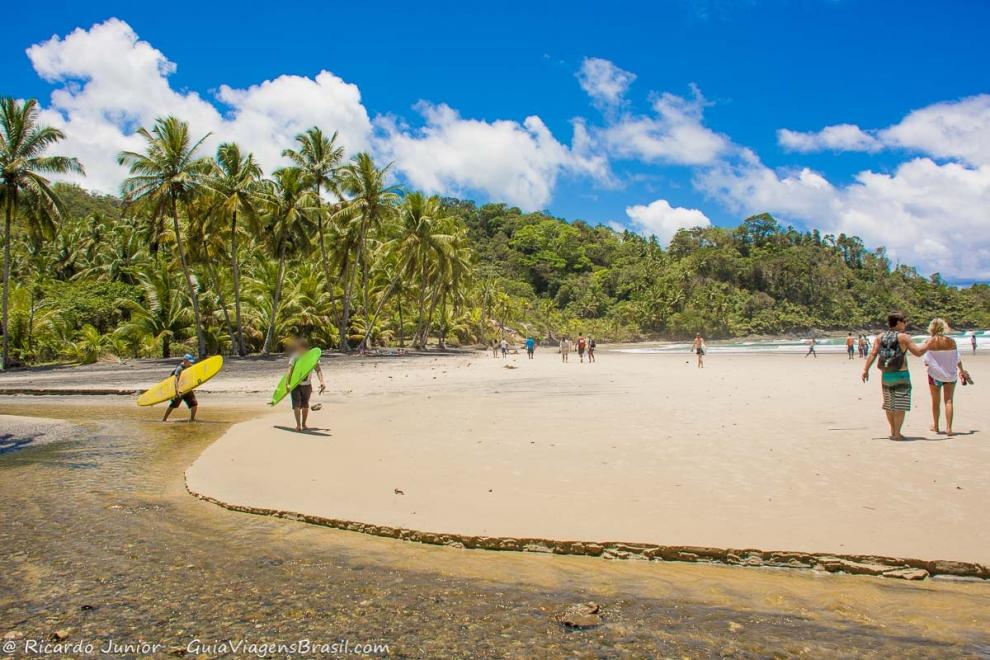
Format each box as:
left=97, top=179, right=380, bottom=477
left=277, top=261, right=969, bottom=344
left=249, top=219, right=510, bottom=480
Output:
left=862, top=312, right=931, bottom=441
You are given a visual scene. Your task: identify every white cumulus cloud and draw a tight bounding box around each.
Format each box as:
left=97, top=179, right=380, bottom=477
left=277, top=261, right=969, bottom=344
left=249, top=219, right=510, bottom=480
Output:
left=25, top=19, right=373, bottom=193
left=576, top=57, right=636, bottom=108
left=880, top=94, right=990, bottom=166
left=600, top=85, right=730, bottom=166
left=23, top=18, right=610, bottom=210
left=375, top=102, right=610, bottom=210
left=778, top=124, right=882, bottom=153
left=625, top=198, right=712, bottom=245
left=777, top=95, right=990, bottom=167
left=696, top=151, right=990, bottom=280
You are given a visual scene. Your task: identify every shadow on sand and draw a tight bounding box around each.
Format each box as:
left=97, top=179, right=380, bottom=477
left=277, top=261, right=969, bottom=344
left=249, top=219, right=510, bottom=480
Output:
left=873, top=430, right=978, bottom=441
left=273, top=425, right=331, bottom=437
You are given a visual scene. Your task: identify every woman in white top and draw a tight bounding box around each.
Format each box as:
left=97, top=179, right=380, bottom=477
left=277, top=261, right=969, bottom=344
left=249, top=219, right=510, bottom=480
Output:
left=923, top=318, right=971, bottom=437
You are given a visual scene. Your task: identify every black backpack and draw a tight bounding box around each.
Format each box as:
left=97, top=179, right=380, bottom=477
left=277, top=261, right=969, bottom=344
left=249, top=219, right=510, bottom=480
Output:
left=877, top=330, right=905, bottom=372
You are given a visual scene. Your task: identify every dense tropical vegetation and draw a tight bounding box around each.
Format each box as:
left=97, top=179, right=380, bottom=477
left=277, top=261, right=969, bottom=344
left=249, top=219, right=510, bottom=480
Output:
left=1, top=98, right=988, bottom=366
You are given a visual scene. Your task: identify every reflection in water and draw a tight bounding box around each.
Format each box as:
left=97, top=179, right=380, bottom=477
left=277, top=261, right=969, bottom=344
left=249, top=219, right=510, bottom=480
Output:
left=1, top=398, right=989, bottom=656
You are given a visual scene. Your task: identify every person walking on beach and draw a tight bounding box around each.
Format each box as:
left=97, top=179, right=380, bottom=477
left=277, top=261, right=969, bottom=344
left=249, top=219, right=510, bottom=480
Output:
left=559, top=336, right=571, bottom=363
left=525, top=336, right=536, bottom=359
left=162, top=354, right=199, bottom=422
left=846, top=333, right=856, bottom=359
left=286, top=338, right=326, bottom=432
left=923, top=318, right=973, bottom=437
left=805, top=337, right=817, bottom=358
left=500, top=338, right=508, bottom=358
left=692, top=334, right=705, bottom=368
left=576, top=335, right=587, bottom=363
left=587, top=336, right=596, bottom=363
left=973, top=333, right=979, bottom=354
left=857, top=334, right=867, bottom=358
left=862, top=312, right=930, bottom=441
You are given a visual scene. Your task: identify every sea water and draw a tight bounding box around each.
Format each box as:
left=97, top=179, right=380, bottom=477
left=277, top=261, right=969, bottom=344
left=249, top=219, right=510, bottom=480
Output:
left=616, top=331, right=989, bottom=355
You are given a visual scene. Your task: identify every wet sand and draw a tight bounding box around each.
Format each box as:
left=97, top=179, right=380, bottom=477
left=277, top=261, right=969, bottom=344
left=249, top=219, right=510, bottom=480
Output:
left=185, top=349, right=990, bottom=570
left=2, top=396, right=990, bottom=656
left=0, top=415, right=77, bottom=454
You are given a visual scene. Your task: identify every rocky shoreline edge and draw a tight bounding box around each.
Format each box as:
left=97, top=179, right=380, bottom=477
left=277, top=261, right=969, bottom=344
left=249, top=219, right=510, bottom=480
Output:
left=185, top=477, right=988, bottom=582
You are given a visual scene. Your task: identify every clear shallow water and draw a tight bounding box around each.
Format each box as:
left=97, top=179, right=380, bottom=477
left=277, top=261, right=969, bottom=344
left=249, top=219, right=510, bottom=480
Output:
left=2, top=398, right=989, bottom=657
left=617, top=331, right=990, bottom=355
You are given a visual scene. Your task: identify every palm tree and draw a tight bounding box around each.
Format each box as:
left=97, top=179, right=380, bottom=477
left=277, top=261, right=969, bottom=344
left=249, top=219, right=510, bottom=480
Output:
left=390, top=193, right=456, bottom=348
left=117, top=116, right=211, bottom=358
left=257, top=167, right=317, bottom=353
left=205, top=143, right=261, bottom=355
left=0, top=98, right=84, bottom=369
left=335, top=153, right=399, bottom=350
left=283, top=127, right=343, bottom=335
left=420, top=225, right=472, bottom=348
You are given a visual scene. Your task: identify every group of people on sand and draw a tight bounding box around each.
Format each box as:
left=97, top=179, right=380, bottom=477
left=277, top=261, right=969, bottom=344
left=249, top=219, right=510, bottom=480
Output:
left=557, top=335, right=596, bottom=363
left=491, top=337, right=538, bottom=359
left=862, top=312, right=974, bottom=440
left=846, top=333, right=872, bottom=359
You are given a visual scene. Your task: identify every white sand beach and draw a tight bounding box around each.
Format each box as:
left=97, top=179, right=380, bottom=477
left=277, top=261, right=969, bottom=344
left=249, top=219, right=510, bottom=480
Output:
left=186, top=348, right=990, bottom=567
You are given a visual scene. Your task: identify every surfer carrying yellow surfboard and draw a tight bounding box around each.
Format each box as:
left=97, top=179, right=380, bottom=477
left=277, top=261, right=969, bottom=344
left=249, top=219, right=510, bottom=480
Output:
left=286, top=338, right=325, bottom=432
left=163, top=354, right=199, bottom=422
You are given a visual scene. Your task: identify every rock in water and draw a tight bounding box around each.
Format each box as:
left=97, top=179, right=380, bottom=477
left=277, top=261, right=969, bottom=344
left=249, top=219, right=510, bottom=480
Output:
left=558, top=602, right=602, bottom=629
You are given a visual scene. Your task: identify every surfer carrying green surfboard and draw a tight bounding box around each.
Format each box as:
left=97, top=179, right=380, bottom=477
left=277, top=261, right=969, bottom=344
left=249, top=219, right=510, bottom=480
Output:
left=286, top=338, right=325, bottom=431
left=163, top=354, right=199, bottom=422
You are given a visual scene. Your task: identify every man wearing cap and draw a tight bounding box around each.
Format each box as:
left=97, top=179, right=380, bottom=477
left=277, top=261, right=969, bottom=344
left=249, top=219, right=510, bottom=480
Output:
left=163, top=354, right=199, bottom=422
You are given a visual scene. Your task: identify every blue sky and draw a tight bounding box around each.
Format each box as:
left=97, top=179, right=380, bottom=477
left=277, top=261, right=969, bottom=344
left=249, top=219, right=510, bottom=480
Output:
left=3, top=1, right=989, bottom=280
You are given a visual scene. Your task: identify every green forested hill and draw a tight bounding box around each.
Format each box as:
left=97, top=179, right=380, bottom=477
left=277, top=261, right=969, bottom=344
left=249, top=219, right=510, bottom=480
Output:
left=443, top=199, right=990, bottom=339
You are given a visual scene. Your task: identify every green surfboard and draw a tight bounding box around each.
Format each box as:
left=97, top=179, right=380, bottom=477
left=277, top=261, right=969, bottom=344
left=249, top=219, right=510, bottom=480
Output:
left=271, top=347, right=322, bottom=405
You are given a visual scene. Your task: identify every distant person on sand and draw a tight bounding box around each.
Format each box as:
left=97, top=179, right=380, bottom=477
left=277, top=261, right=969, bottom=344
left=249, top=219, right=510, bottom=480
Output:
left=525, top=336, right=536, bottom=359
left=973, top=333, right=979, bottom=354
left=500, top=338, right=508, bottom=358
left=162, top=354, right=198, bottom=422
left=805, top=337, right=817, bottom=358
left=286, top=338, right=326, bottom=432
left=577, top=335, right=587, bottom=363
left=923, top=318, right=972, bottom=437
left=560, top=336, right=571, bottom=363
left=862, top=312, right=930, bottom=441
left=490, top=341, right=498, bottom=358
left=692, top=334, right=705, bottom=368
left=858, top=334, right=868, bottom=358
left=587, top=336, right=596, bottom=363
left=846, top=333, right=856, bottom=359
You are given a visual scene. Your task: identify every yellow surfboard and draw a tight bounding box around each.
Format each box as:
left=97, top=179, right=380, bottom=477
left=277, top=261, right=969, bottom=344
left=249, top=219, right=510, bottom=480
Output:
left=137, top=355, right=224, bottom=406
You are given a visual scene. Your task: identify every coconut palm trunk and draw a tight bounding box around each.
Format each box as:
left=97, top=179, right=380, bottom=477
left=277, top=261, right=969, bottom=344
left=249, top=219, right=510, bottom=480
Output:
left=207, top=260, right=237, bottom=354
left=359, top=274, right=404, bottom=350
left=358, top=219, right=373, bottom=351
left=414, top=262, right=429, bottom=348
left=171, top=197, right=206, bottom=358
left=229, top=209, right=246, bottom=356
left=314, top=196, right=337, bottom=327
left=263, top=236, right=289, bottom=353
left=421, top=287, right=442, bottom=349
left=2, top=198, right=13, bottom=369
left=339, top=256, right=354, bottom=351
